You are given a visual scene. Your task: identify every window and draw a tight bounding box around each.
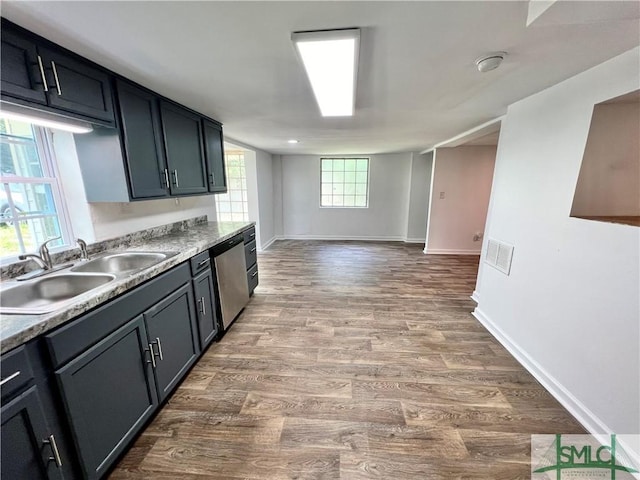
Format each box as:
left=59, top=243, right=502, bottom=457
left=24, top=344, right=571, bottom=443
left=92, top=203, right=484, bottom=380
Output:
left=0, top=119, right=71, bottom=260
left=321, top=157, right=369, bottom=207
left=215, top=150, right=248, bottom=222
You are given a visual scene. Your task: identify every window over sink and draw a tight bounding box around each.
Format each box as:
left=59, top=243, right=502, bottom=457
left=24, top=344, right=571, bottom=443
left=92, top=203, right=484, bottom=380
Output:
left=0, top=118, right=72, bottom=261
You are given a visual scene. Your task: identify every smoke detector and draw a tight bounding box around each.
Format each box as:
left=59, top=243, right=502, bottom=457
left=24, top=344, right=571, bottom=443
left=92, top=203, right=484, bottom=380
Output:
left=475, top=52, right=507, bottom=73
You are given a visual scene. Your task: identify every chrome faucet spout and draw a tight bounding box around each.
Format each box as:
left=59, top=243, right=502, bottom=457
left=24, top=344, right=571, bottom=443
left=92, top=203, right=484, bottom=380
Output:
left=38, top=236, right=61, bottom=269
left=18, top=253, right=49, bottom=270
left=76, top=238, right=89, bottom=261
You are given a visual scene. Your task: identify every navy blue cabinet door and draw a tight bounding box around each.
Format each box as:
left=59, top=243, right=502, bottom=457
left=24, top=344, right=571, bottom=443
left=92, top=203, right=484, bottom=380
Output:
left=160, top=101, right=209, bottom=195
left=56, top=315, right=158, bottom=480
left=0, top=27, right=48, bottom=105
left=116, top=80, right=169, bottom=199
left=39, top=46, right=114, bottom=123
left=144, top=283, right=199, bottom=402
left=202, top=120, right=227, bottom=193
left=193, top=269, right=219, bottom=349
left=1, top=386, right=65, bottom=480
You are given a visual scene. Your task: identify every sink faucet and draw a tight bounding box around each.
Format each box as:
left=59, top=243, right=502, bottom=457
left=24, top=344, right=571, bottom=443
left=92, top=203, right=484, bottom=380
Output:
left=77, top=238, right=89, bottom=261
left=18, top=236, right=60, bottom=270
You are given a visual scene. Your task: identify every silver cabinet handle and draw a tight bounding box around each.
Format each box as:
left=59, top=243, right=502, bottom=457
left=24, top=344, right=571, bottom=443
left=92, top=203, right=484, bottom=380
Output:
left=163, top=169, right=170, bottom=189
left=145, top=344, right=156, bottom=368
left=173, top=169, right=179, bottom=188
left=199, top=296, right=206, bottom=316
left=51, top=61, right=62, bottom=96
left=37, top=56, right=49, bottom=92
left=155, top=337, right=164, bottom=361
left=209, top=172, right=215, bottom=185
left=0, top=371, right=20, bottom=386
left=250, top=247, right=256, bottom=253
left=250, top=232, right=256, bottom=238
left=43, top=435, right=63, bottom=467
left=251, top=271, right=258, bottom=278
left=197, top=258, right=210, bottom=268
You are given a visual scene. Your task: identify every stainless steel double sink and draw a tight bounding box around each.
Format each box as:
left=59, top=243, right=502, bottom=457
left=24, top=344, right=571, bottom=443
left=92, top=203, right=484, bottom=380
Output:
left=1, top=252, right=173, bottom=315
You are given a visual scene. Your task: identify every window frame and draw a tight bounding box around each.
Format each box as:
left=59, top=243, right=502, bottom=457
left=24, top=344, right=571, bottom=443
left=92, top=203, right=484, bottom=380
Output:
left=0, top=124, right=74, bottom=263
left=215, top=150, right=249, bottom=223
left=319, top=157, right=370, bottom=209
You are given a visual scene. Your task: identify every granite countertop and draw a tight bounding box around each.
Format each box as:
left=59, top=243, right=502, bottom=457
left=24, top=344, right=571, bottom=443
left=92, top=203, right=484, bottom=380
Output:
left=0, top=220, right=254, bottom=354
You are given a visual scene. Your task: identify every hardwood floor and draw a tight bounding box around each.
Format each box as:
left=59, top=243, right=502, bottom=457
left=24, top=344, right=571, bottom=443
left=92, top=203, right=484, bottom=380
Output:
left=109, top=240, right=584, bottom=479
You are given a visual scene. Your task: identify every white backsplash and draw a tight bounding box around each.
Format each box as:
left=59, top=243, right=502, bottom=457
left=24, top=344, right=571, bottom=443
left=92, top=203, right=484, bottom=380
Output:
left=89, top=197, right=217, bottom=241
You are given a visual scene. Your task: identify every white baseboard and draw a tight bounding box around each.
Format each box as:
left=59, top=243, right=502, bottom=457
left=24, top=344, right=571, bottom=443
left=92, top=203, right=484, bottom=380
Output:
left=403, top=238, right=426, bottom=244
left=281, top=234, right=406, bottom=242
left=258, top=236, right=278, bottom=251
left=423, top=248, right=481, bottom=255
left=471, top=307, right=640, bottom=459
left=470, top=290, right=481, bottom=303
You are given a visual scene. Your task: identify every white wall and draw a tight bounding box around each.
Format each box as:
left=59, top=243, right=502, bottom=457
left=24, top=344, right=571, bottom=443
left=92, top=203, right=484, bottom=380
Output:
left=272, top=154, right=284, bottom=239
left=405, top=152, right=433, bottom=243
left=89, top=197, right=216, bottom=241
left=426, top=146, right=496, bottom=254
left=571, top=101, right=640, bottom=217
left=226, top=138, right=275, bottom=251
left=474, top=47, right=640, bottom=448
left=280, top=154, right=412, bottom=240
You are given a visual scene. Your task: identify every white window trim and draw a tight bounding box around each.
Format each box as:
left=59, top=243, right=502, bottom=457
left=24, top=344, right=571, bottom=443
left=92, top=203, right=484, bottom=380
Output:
left=0, top=125, right=74, bottom=263
left=319, top=156, right=370, bottom=209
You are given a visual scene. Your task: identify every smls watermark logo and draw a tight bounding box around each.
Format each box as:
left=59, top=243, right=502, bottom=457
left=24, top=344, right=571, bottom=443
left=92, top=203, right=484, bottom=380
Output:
left=532, top=434, right=640, bottom=479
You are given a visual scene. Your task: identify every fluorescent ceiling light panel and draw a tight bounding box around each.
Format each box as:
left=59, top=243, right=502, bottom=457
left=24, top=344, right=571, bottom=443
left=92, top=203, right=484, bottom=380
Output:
left=292, top=29, right=360, bottom=117
left=0, top=106, right=93, bottom=133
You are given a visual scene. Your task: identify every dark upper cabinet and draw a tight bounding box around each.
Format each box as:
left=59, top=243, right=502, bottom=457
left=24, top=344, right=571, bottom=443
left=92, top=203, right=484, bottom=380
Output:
left=160, top=101, right=209, bottom=196
left=193, top=269, right=219, bottom=349
left=56, top=316, right=158, bottom=480
left=143, top=283, right=199, bottom=402
left=116, top=80, right=169, bottom=199
left=0, top=28, right=48, bottom=105
left=39, top=46, right=114, bottom=123
left=0, top=21, right=115, bottom=125
left=202, top=119, right=227, bottom=193
left=1, top=386, right=65, bottom=480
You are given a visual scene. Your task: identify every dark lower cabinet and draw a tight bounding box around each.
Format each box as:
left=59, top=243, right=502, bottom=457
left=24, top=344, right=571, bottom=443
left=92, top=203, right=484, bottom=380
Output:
left=193, top=268, right=219, bottom=349
left=143, top=284, right=199, bottom=402
left=243, top=226, right=259, bottom=296
left=55, top=316, right=158, bottom=480
left=1, top=386, right=65, bottom=480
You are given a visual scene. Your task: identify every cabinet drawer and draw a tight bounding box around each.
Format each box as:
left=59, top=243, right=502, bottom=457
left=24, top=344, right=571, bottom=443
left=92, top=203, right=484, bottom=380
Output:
left=245, top=240, right=257, bottom=270
left=247, top=263, right=259, bottom=295
left=1, top=346, right=34, bottom=400
left=243, top=227, right=256, bottom=244
left=189, top=251, right=211, bottom=276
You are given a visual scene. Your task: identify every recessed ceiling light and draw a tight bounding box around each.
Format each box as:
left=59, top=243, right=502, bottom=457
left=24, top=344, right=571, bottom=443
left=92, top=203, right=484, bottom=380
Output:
left=292, top=28, right=360, bottom=117
left=287, top=139, right=299, bottom=144
left=475, top=52, right=507, bottom=73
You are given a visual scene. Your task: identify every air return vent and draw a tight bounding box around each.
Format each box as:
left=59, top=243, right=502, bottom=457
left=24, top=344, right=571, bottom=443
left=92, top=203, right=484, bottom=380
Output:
left=485, top=239, right=514, bottom=275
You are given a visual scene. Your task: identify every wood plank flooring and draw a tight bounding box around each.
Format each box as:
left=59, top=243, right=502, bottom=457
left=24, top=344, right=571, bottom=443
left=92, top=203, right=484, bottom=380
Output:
left=109, top=240, right=584, bottom=479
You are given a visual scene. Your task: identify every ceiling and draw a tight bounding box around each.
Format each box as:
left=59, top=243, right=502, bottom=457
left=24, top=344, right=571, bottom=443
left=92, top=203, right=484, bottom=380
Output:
left=3, top=1, right=638, bottom=155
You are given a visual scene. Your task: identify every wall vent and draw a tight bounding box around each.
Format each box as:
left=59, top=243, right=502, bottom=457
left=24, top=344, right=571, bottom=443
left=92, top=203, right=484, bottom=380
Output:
left=485, top=238, right=514, bottom=275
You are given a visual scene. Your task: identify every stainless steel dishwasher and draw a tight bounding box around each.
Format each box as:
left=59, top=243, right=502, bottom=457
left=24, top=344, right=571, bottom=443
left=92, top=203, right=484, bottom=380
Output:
left=212, top=234, right=250, bottom=331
